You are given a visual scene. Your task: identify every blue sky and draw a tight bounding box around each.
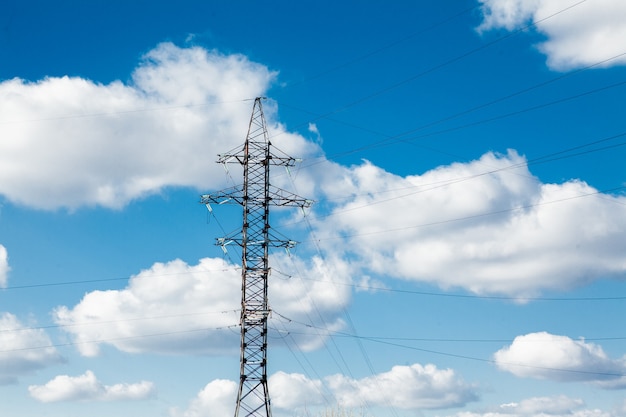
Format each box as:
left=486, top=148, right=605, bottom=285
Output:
left=1, top=1, right=626, bottom=416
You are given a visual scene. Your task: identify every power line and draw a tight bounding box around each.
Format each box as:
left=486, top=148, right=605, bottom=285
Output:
left=280, top=55, right=626, bottom=172
left=306, top=184, right=626, bottom=242
left=3, top=263, right=626, bottom=302
left=287, top=4, right=480, bottom=88
left=0, top=1, right=591, bottom=136
left=275, top=317, right=626, bottom=345
left=275, top=314, right=626, bottom=379
left=0, top=309, right=239, bottom=334
left=200, top=97, right=312, bottom=417
left=276, top=0, right=592, bottom=138
left=365, top=337, right=626, bottom=379
left=3, top=143, right=624, bottom=297
left=1, top=1, right=622, bottom=399
left=1, top=266, right=241, bottom=291
left=0, top=97, right=255, bottom=125
left=279, top=159, right=394, bottom=416
left=270, top=125, right=626, bottom=223
left=288, top=277, right=626, bottom=302
left=0, top=323, right=239, bottom=354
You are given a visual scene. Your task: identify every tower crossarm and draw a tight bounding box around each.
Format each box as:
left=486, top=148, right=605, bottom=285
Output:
left=217, top=151, right=300, bottom=167
left=216, top=235, right=299, bottom=250
left=200, top=97, right=311, bottom=417
left=201, top=186, right=313, bottom=208
left=217, top=138, right=302, bottom=168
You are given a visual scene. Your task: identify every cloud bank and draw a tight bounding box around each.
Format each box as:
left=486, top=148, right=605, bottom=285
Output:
left=442, top=395, right=612, bottom=417
left=494, top=332, right=626, bottom=388
left=0, top=42, right=319, bottom=210
left=54, top=257, right=243, bottom=356
left=169, top=379, right=236, bottom=417
left=4, top=42, right=625, bottom=300
left=315, top=151, right=626, bottom=297
left=55, top=255, right=351, bottom=356
left=53, top=150, right=626, bottom=354
left=478, top=0, right=626, bottom=70
left=173, top=364, right=478, bottom=417
left=0, top=312, right=63, bottom=385
left=28, top=370, right=154, bottom=402
left=327, top=363, right=478, bottom=410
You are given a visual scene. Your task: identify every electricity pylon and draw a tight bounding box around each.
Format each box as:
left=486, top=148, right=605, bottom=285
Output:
left=200, top=97, right=311, bottom=417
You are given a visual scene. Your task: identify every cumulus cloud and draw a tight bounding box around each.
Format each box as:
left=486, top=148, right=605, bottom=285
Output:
left=269, top=371, right=325, bottom=410
left=54, top=257, right=242, bottom=356
left=0, top=42, right=320, bottom=210
left=269, top=253, right=352, bottom=350
left=0, top=244, right=8, bottom=287
left=169, top=379, right=237, bottom=417
left=174, top=365, right=477, bottom=416
left=170, top=376, right=318, bottom=417
left=441, top=395, right=612, bottom=417
left=326, top=363, right=478, bottom=410
left=28, top=370, right=154, bottom=402
left=54, top=254, right=351, bottom=356
left=314, top=150, right=626, bottom=297
left=494, top=332, right=626, bottom=388
left=0, top=312, right=63, bottom=385
left=477, top=0, right=626, bottom=70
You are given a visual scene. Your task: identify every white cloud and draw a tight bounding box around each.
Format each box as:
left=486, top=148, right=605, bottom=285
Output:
left=326, top=363, right=479, bottom=410
left=269, top=371, right=325, bottom=410
left=0, top=312, right=63, bottom=385
left=494, top=332, right=626, bottom=387
left=54, top=254, right=351, bottom=356
left=477, top=0, right=626, bottom=70
left=509, top=395, right=584, bottom=414
left=169, top=379, right=237, bottom=417
left=477, top=0, right=540, bottom=31
left=54, top=257, right=242, bottom=356
left=441, top=395, right=612, bottom=417
left=269, top=253, right=352, bottom=350
left=0, top=42, right=321, bottom=210
left=174, top=365, right=476, bottom=416
left=28, top=370, right=154, bottom=403
left=0, top=244, right=8, bottom=287
left=307, top=122, right=323, bottom=145
left=314, top=150, right=626, bottom=297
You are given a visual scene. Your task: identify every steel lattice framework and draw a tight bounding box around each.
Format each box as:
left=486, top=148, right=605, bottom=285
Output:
left=200, top=97, right=311, bottom=417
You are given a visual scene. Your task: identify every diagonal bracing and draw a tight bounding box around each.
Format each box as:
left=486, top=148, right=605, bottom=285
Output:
left=201, top=97, right=311, bottom=417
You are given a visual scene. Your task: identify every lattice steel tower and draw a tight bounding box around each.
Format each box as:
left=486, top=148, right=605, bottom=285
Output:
left=201, top=97, right=311, bottom=417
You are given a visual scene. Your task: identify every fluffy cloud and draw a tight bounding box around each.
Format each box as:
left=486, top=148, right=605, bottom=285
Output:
left=269, top=253, right=353, bottom=350
left=0, top=312, right=63, bottom=384
left=441, top=395, right=612, bottom=417
left=315, top=151, right=626, bottom=297
left=477, top=0, right=626, bottom=70
left=174, top=365, right=477, bottom=416
left=169, top=379, right=236, bottom=417
left=174, top=373, right=325, bottom=417
left=28, top=370, right=154, bottom=402
left=269, top=371, right=325, bottom=410
left=54, top=257, right=242, bottom=356
left=0, top=42, right=320, bottom=210
left=326, top=363, right=478, bottom=410
left=54, top=255, right=351, bottom=356
left=0, top=244, right=8, bottom=287
left=494, top=332, right=626, bottom=388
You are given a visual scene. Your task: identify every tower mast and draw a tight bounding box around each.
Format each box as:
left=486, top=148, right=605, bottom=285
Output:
left=201, top=97, right=311, bottom=417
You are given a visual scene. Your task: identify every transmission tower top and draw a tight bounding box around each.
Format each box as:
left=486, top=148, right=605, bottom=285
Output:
left=200, top=97, right=311, bottom=417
